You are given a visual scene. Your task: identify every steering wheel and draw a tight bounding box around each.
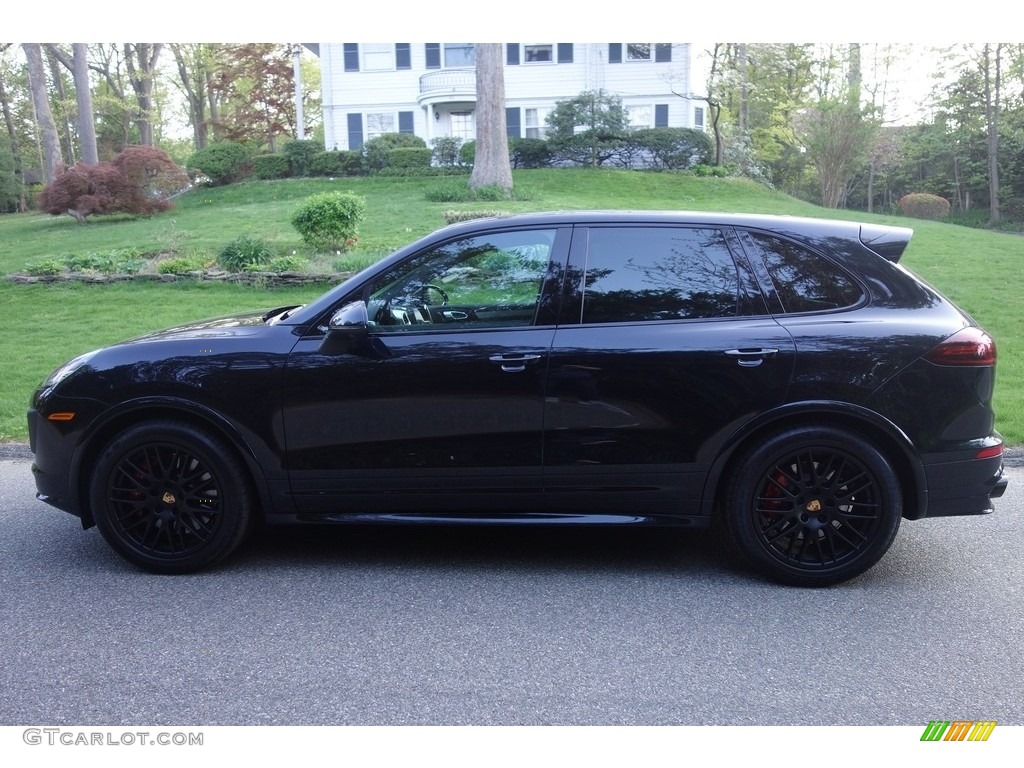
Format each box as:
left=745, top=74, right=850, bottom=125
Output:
left=420, top=283, right=449, bottom=305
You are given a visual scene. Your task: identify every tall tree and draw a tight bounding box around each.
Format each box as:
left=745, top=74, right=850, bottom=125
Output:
left=981, top=43, right=1002, bottom=225
left=22, top=43, right=61, bottom=183
left=169, top=43, right=220, bottom=150
left=124, top=43, right=163, bottom=146
left=211, top=44, right=295, bottom=151
left=46, top=44, right=100, bottom=165
left=0, top=44, right=27, bottom=210
left=469, top=43, right=512, bottom=193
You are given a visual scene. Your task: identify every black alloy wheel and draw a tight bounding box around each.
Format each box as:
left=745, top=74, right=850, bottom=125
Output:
left=724, top=426, right=902, bottom=587
left=90, top=421, right=252, bottom=573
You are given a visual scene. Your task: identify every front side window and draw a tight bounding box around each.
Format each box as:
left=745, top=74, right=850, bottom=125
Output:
left=524, top=44, right=553, bottom=63
left=362, top=43, right=393, bottom=71
left=743, top=231, right=863, bottom=313
left=367, top=230, right=557, bottom=332
left=445, top=43, right=475, bottom=67
left=366, top=113, right=395, bottom=140
left=580, top=227, right=746, bottom=323
left=525, top=108, right=549, bottom=139
left=627, top=43, right=651, bottom=61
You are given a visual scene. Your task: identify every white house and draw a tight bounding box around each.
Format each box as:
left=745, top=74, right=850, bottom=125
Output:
left=317, top=43, right=701, bottom=150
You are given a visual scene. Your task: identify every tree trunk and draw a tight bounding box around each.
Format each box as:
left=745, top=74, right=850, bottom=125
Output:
left=45, top=47, right=75, bottom=163
left=469, top=44, right=512, bottom=193
left=984, top=43, right=1001, bottom=225
left=170, top=43, right=210, bottom=151
left=737, top=44, right=748, bottom=133
left=72, top=45, right=99, bottom=164
left=124, top=43, right=163, bottom=147
left=0, top=59, right=28, bottom=211
left=22, top=43, right=62, bottom=183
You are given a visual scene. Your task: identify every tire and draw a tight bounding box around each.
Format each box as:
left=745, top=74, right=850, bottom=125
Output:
left=89, top=420, right=253, bottom=573
left=723, top=426, right=902, bottom=587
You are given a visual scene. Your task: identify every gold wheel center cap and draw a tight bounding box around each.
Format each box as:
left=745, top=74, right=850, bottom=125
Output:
left=805, top=499, right=822, bottom=513
left=161, top=491, right=176, bottom=505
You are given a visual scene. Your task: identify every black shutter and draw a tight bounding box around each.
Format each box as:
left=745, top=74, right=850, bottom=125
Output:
left=343, top=43, right=359, bottom=72
left=609, top=44, right=622, bottom=64
left=506, top=107, right=521, bottom=139
left=655, top=44, right=672, bottom=63
left=396, top=43, right=411, bottom=70
left=557, top=43, right=573, bottom=63
left=398, top=111, right=414, bottom=134
left=425, top=43, right=440, bottom=69
left=347, top=113, right=363, bottom=149
left=507, top=44, right=520, bottom=65
left=655, top=104, right=669, bottom=128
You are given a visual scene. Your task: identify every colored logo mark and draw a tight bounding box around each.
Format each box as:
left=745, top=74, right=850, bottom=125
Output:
left=921, top=720, right=997, bottom=742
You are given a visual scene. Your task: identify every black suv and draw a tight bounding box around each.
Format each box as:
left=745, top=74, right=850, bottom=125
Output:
left=28, top=212, right=1007, bottom=585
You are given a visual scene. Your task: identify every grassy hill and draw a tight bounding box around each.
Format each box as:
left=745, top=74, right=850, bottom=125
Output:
left=1, top=169, right=1020, bottom=445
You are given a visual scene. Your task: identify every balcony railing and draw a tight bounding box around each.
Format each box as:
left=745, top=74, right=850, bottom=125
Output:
left=419, top=68, right=476, bottom=98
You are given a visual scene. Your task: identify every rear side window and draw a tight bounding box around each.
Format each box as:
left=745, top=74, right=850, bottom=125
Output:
left=745, top=231, right=863, bottom=313
left=581, top=227, right=748, bottom=323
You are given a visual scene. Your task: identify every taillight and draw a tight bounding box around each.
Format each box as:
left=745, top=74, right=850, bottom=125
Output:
left=925, top=328, right=996, bottom=366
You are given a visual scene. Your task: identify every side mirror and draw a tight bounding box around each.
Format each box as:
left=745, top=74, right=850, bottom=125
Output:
left=319, top=301, right=369, bottom=355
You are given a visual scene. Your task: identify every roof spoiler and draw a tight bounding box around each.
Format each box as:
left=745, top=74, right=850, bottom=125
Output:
left=860, top=223, right=913, bottom=263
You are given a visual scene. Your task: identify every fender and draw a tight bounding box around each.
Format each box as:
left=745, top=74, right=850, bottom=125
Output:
left=698, top=399, right=928, bottom=520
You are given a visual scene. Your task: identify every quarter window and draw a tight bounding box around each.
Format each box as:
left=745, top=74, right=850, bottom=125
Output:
left=366, top=113, right=396, bottom=140
left=525, top=108, right=549, bottom=139
left=627, top=44, right=652, bottom=61
left=445, top=43, right=475, bottom=67
left=744, top=231, right=863, bottom=312
left=524, top=44, right=553, bottom=63
left=581, top=227, right=746, bottom=323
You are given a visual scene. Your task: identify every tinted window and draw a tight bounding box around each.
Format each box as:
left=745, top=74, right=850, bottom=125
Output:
left=368, top=230, right=556, bottom=331
left=581, top=227, right=743, bottom=323
left=746, top=232, right=863, bottom=313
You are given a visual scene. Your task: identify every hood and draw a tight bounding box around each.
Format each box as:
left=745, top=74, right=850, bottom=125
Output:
left=120, top=310, right=272, bottom=345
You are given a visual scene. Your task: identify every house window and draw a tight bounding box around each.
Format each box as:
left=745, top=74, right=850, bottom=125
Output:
left=627, top=44, right=651, bottom=61
left=366, top=113, right=396, bottom=140
left=445, top=44, right=475, bottom=67
left=628, top=105, right=652, bottom=129
left=362, top=43, right=393, bottom=71
left=525, top=108, right=549, bottom=139
left=343, top=43, right=359, bottom=72
left=525, top=45, right=553, bottom=63
left=396, top=43, right=411, bottom=70
left=449, top=111, right=475, bottom=140
left=694, top=107, right=705, bottom=129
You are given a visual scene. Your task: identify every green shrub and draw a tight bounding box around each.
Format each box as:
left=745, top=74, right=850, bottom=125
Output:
left=309, top=151, right=343, bottom=177
left=426, top=181, right=472, bottom=202
left=265, top=255, right=311, bottom=273
left=459, top=140, right=476, bottom=166
left=431, top=136, right=463, bottom=167
left=375, top=166, right=469, bottom=177
left=338, top=150, right=365, bottom=176
left=282, top=139, right=322, bottom=177
left=186, top=142, right=252, bottom=186
left=252, top=154, right=291, bottom=180
left=442, top=210, right=507, bottom=224
left=291, top=191, right=366, bottom=251
left=692, top=164, right=729, bottom=177
left=24, top=259, right=64, bottom=276
left=899, top=193, right=951, bottom=220
left=157, top=253, right=210, bottom=275
left=217, top=235, right=275, bottom=272
left=509, top=138, right=551, bottom=169
left=386, top=147, right=432, bottom=170
left=363, top=132, right=427, bottom=172
left=632, top=127, right=713, bottom=170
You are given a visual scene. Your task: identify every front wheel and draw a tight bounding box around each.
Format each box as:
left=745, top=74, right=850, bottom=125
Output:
left=723, top=427, right=902, bottom=587
left=89, top=421, right=253, bottom=573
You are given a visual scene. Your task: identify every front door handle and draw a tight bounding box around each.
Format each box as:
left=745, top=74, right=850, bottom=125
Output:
left=724, top=348, right=779, bottom=368
left=488, top=353, right=542, bottom=373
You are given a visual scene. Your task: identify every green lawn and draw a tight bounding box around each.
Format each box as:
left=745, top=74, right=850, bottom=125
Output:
left=2, top=169, right=1021, bottom=445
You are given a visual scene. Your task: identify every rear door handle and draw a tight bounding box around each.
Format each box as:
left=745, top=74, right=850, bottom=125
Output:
left=488, top=353, right=542, bottom=373
left=724, top=348, right=779, bottom=368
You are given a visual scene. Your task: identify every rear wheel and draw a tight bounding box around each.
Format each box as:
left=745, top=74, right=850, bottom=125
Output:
left=724, top=426, right=902, bottom=586
left=89, top=421, right=253, bottom=573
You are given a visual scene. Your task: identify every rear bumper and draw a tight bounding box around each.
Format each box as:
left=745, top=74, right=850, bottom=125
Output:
left=915, top=445, right=1007, bottom=519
